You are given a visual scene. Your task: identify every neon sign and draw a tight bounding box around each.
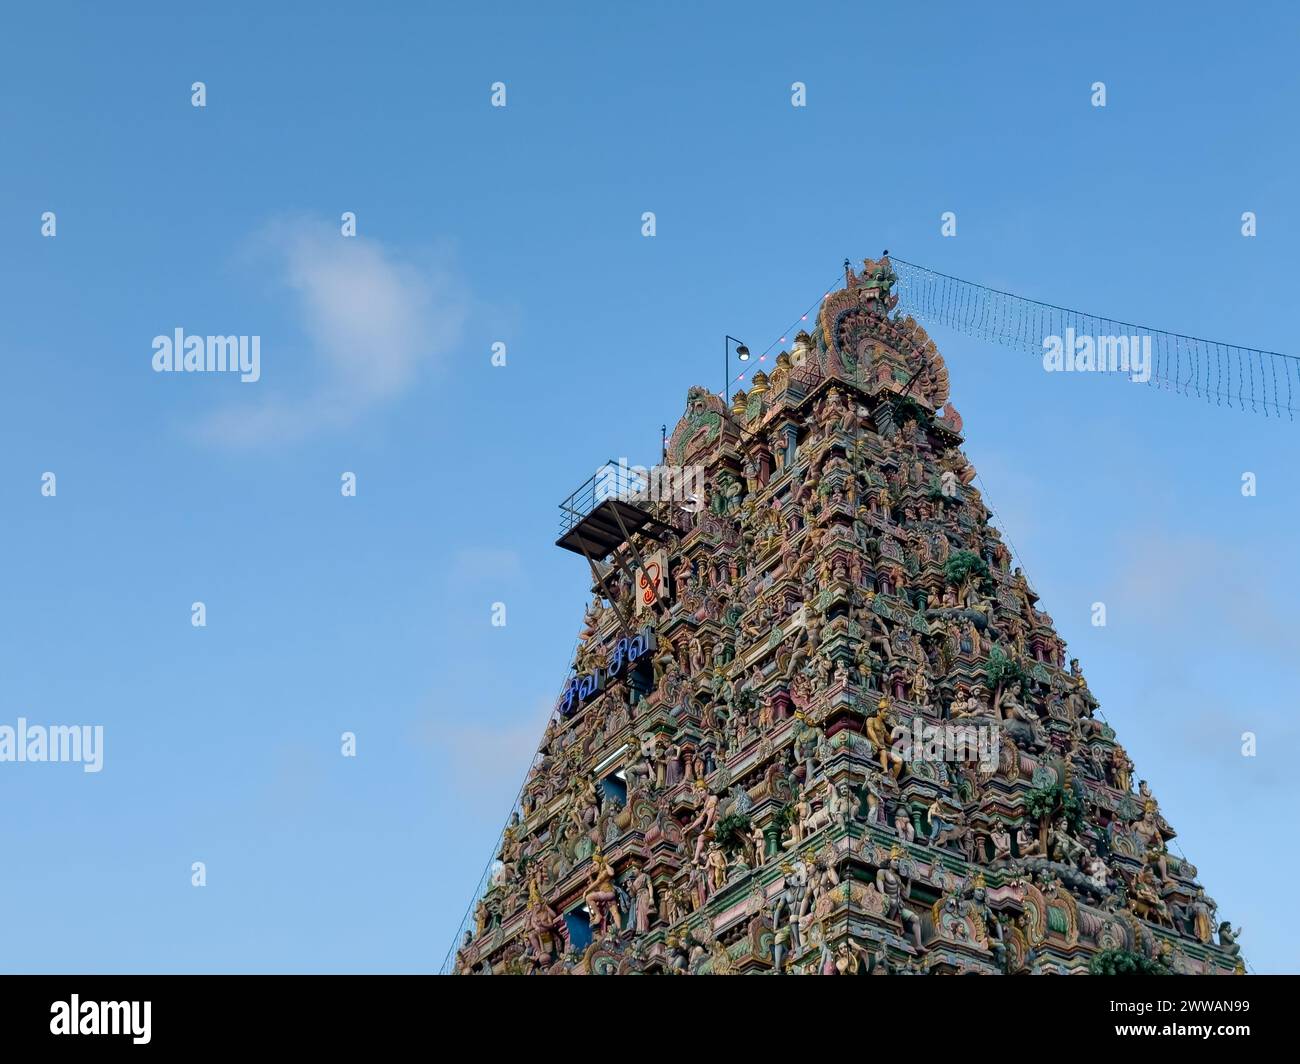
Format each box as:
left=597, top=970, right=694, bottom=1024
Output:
left=556, top=626, right=657, bottom=717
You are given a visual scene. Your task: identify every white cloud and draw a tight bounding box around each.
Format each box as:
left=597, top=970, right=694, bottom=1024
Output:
left=411, top=695, right=552, bottom=807
left=1119, top=531, right=1298, bottom=661
left=198, top=216, right=469, bottom=445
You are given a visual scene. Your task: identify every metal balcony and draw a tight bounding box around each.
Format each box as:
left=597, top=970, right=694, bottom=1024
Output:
left=556, top=460, right=677, bottom=558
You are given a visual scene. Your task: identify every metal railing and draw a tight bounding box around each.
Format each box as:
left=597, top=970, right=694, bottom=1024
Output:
left=557, top=459, right=653, bottom=539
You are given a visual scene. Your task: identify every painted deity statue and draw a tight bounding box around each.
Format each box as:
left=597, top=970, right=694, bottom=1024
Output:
left=629, top=864, right=656, bottom=934
left=876, top=847, right=922, bottom=950
left=584, top=851, right=622, bottom=934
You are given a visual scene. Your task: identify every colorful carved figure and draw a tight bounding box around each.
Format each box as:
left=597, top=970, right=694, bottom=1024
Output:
left=629, top=863, right=656, bottom=934
left=584, top=851, right=622, bottom=934
left=876, top=847, right=922, bottom=950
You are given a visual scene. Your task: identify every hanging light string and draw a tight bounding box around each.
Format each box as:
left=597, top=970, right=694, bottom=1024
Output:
left=723, top=268, right=846, bottom=395
left=889, top=255, right=1299, bottom=420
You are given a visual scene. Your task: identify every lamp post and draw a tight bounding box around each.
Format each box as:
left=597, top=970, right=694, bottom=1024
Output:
left=724, top=335, right=749, bottom=402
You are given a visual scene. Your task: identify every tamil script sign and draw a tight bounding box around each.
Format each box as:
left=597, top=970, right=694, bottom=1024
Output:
left=555, top=626, right=657, bottom=717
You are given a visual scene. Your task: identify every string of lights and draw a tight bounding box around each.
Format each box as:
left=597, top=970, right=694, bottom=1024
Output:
left=721, top=268, right=846, bottom=396
left=726, top=254, right=1299, bottom=421
left=890, top=256, right=1299, bottom=421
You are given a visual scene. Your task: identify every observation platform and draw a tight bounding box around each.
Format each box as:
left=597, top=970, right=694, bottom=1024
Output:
left=556, top=460, right=677, bottom=558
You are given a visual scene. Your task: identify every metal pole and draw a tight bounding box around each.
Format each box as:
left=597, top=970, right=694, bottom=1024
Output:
left=576, top=536, right=635, bottom=642
left=724, top=335, right=746, bottom=404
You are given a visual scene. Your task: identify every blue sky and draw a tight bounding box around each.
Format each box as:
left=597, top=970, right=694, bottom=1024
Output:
left=1, top=1, right=1296, bottom=973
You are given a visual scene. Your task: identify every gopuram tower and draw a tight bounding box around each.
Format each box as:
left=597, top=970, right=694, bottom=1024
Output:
left=452, top=256, right=1244, bottom=976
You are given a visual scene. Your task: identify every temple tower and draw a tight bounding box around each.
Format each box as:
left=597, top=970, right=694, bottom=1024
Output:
left=452, top=257, right=1243, bottom=976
